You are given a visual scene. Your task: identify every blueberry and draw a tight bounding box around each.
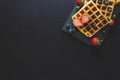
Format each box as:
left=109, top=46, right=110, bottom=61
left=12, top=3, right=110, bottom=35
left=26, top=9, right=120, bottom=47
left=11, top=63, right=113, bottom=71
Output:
left=98, top=0, right=102, bottom=4
left=86, top=26, right=91, bottom=31
left=92, top=0, right=96, bottom=2
left=91, top=23, right=95, bottom=27
left=104, top=0, right=108, bottom=5
left=108, top=7, right=112, bottom=12
left=112, top=14, right=116, bottom=18
left=102, top=30, right=106, bottom=34
left=102, top=30, right=107, bottom=34
left=72, top=27, right=76, bottom=32
left=66, top=24, right=70, bottom=31
left=69, top=29, right=72, bottom=32
left=66, top=24, right=70, bottom=27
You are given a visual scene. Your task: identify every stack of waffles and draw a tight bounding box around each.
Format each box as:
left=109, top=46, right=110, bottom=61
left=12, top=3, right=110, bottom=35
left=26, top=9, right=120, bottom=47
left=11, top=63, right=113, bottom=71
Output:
left=72, top=0, right=115, bottom=38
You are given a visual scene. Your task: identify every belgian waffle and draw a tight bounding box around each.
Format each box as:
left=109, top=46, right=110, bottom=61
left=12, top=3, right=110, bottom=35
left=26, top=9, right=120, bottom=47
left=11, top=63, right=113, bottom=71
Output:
left=72, top=1, right=109, bottom=37
left=85, top=0, right=115, bottom=22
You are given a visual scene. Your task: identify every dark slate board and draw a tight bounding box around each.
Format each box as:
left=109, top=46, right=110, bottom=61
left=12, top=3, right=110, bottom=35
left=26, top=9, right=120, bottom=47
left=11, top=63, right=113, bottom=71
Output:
left=63, top=4, right=120, bottom=48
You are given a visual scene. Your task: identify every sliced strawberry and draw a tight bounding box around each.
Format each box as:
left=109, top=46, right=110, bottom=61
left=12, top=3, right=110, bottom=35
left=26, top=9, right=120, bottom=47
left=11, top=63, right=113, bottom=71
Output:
left=81, top=14, right=90, bottom=24
left=73, top=18, right=83, bottom=27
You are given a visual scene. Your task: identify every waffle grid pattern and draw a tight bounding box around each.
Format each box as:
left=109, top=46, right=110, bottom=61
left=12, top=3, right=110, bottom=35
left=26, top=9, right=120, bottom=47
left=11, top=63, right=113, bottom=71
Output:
left=85, top=0, right=115, bottom=22
left=72, top=1, right=109, bottom=37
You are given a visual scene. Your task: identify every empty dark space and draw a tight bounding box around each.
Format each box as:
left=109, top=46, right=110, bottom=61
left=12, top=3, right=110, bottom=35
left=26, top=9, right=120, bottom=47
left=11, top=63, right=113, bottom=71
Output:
left=0, top=0, right=120, bottom=80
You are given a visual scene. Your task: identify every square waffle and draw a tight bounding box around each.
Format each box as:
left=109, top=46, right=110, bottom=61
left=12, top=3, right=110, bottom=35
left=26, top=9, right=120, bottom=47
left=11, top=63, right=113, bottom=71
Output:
left=85, top=0, right=115, bottom=22
left=72, top=1, right=109, bottom=37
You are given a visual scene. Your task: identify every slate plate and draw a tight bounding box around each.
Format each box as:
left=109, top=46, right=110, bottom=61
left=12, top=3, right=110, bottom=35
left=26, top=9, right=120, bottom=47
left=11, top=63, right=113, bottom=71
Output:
left=63, top=4, right=120, bottom=48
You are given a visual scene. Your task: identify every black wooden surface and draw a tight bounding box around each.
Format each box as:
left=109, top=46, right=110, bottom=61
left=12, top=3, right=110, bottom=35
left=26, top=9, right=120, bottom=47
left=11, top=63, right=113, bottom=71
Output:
left=0, top=0, right=120, bottom=80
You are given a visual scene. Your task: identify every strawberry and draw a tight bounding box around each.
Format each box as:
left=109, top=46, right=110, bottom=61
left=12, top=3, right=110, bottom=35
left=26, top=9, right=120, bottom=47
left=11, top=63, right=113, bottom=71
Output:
left=109, top=19, right=115, bottom=26
left=73, top=18, right=83, bottom=27
left=81, top=14, right=90, bottom=24
left=76, top=0, right=84, bottom=5
left=91, top=37, right=100, bottom=46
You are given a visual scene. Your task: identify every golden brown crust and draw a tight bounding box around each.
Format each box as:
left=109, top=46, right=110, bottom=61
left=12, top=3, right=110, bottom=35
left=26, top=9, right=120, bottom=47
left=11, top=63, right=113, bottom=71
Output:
left=115, top=0, right=120, bottom=5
